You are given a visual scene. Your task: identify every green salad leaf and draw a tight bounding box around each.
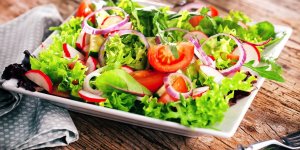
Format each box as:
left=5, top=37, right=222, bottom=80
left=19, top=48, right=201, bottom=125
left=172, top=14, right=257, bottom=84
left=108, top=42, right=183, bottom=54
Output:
left=140, top=72, right=255, bottom=128
left=100, top=90, right=136, bottom=112
left=31, top=17, right=86, bottom=96
left=243, top=60, right=284, bottom=82
left=94, top=69, right=151, bottom=95
left=104, top=34, right=147, bottom=70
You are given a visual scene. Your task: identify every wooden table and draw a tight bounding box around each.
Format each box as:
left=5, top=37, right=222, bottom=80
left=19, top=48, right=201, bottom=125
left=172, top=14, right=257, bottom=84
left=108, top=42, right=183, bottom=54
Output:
left=1, top=0, right=299, bottom=149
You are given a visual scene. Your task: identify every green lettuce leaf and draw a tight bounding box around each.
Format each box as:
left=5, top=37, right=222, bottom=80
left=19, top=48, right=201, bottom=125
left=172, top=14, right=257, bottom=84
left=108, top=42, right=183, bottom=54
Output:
left=140, top=72, right=255, bottom=128
left=94, top=69, right=151, bottom=95
left=31, top=17, right=86, bottom=96
left=100, top=90, right=136, bottom=112
left=104, top=34, right=147, bottom=70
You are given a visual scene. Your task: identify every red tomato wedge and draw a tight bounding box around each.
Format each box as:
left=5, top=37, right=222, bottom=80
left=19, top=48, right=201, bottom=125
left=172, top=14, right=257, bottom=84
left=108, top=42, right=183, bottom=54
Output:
left=158, top=76, right=189, bottom=104
left=227, top=54, right=239, bottom=61
left=148, top=42, right=194, bottom=73
left=208, top=6, right=219, bottom=17
left=130, top=70, right=167, bottom=93
left=76, top=0, right=95, bottom=23
left=189, top=6, right=219, bottom=27
left=189, top=16, right=204, bottom=27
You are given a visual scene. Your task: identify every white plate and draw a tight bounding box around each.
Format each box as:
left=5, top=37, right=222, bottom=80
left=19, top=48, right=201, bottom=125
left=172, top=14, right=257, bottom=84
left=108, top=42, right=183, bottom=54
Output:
left=2, top=2, right=293, bottom=137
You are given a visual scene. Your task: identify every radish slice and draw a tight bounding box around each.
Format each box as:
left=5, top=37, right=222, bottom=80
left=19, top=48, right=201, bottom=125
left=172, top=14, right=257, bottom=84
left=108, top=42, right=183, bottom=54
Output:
left=121, top=66, right=134, bottom=73
left=82, top=7, right=129, bottom=35
left=86, top=56, right=98, bottom=75
left=119, top=22, right=132, bottom=30
left=163, top=73, right=192, bottom=99
left=232, top=43, right=260, bottom=66
left=183, top=31, right=208, bottom=42
left=76, top=30, right=90, bottom=50
left=78, top=90, right=106, bottom=103
left=63, top=43, right=84, bottom=60
left=83, top=68, right=103, bottom=95
left=192, top=86, right=209, bottom=98
left=82, top=44, right=90, bottom=54
left=101, top=15, right=123, bottom=29
left=25, top=70, right=53, bottom=93
left=200, top=66, right=224, bottom=84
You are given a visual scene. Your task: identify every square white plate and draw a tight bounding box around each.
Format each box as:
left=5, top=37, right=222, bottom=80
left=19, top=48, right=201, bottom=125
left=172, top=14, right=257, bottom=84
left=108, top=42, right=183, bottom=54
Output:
left=1, top=2, right=292, bottom=137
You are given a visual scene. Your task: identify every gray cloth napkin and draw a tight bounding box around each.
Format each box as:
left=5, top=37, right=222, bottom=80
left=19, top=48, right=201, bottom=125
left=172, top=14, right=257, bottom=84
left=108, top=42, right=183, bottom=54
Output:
left=0, top=4, right=79, bottom=149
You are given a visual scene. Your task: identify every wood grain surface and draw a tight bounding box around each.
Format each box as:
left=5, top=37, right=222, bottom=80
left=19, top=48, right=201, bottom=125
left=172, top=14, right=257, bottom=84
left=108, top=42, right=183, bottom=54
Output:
left=1, top=0, right=299, bottom=149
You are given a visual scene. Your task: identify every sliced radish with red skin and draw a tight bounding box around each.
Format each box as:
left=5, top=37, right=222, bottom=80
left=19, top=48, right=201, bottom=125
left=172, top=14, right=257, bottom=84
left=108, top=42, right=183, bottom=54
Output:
left=101, top=16, right=123, bottom=29
left=183, top=31, right=208, bottom=42
left=82, top=44, right=90, bottom=54
left=232, top=43, right=260, bottom=66
left=192, top=86, right=209, bottom=98
left=25, top=70, right=53, bottom=93
left=78, top=90, right=106, bottom=103
left=63, top=43, right=85, bottom=60
left=200, top=66, right=224, bottom=84
left=86, top=56, right=98, bottom=74
left=76, top=30, right=90, bottom=50
left=119, top=22, right=132, bottom=30
left=121, top=66, right=133, bottom=73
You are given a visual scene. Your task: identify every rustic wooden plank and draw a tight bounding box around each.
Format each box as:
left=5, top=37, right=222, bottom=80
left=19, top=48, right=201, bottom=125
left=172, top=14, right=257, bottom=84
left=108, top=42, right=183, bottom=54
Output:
left=0, top=0, right=299, bottom=149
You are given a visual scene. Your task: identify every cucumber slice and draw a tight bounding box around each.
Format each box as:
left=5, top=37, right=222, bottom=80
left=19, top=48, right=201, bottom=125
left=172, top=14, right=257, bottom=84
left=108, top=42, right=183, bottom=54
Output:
left=88, top=34, right=105, bottom=57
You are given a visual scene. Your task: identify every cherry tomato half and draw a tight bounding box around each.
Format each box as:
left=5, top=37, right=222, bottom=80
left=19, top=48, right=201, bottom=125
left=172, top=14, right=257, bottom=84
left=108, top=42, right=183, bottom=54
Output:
left=130, top=70, right=167, bottom=93
left=189, top=6, right=219, bottom=27
left=158, top=76, right=189, bottom=104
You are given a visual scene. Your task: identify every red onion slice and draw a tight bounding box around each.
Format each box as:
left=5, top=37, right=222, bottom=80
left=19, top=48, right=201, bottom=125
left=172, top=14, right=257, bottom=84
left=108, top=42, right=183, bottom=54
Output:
left=163, top=73, right=192, bottom=99
left=98, top=29, right=149, bottom=66
left=189, top=38, right=214, bottom=67
left=83, top=68, right=103, bottom=95
left=192, top=86, right=209, bottom=98
left=241, top=38, right=272, bottom=46
left=82, top=7, right=129, bottom=35
left=200, top=33, right=246, bottom=76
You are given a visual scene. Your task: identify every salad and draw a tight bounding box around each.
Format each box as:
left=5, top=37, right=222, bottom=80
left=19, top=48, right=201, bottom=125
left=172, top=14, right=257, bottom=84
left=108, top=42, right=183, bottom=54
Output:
left=2, top=0, right=285, bottom=128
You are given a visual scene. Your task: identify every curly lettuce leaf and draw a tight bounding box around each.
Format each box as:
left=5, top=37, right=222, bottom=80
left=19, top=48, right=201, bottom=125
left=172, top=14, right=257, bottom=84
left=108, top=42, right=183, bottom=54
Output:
left=224, top=10, right=251, bottom=24
left=104, top=34, right=147, bottom=70
left=58, top=61, right=87, bottom=96
left=31, top=17, right=86, bottom=96
left=100, top=91, right=136, bottom=112
left=140, top=72, right=255, bottom=128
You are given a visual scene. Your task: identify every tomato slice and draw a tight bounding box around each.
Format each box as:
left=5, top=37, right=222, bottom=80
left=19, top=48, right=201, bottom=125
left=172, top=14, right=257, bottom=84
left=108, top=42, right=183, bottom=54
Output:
left=189, top=6, right=219, bottom=27
left=227, top=54, right=239, bottom=61
left=130, top=70, right=167, bottom=93
left=76, top=0, right=95, bottom=23
left=148, top=42, right=194, bottom=73
left=208, top=6, right=219, bottom=17
left=189, top=16, right=204, bottom=27
left=158, top=76, right=189, bottom=104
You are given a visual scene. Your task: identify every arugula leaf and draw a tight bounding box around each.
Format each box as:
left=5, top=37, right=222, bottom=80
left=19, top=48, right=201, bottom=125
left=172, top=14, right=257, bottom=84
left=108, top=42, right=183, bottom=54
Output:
left=243, top=60, right=284, bottom=82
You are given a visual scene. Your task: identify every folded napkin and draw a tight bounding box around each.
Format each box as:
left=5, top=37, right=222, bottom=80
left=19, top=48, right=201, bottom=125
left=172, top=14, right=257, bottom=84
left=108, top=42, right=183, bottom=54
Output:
left=0, top=5, right=79, bottom=149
